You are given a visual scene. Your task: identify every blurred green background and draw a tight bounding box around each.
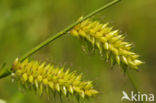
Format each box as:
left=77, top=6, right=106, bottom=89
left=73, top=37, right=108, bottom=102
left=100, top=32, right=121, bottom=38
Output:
left=0, top=0, right=156, bottom=103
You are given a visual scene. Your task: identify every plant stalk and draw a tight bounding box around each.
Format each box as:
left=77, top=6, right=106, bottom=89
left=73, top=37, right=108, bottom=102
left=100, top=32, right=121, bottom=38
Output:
left=0, top=0, right=120, bottom=79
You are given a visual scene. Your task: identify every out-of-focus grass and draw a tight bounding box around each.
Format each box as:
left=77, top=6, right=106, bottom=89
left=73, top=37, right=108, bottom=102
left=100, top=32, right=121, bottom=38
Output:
left=0, top=0, right=156, bottom=103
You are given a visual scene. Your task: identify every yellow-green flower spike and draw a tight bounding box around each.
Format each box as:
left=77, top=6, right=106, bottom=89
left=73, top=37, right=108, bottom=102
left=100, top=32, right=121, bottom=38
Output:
left=70, top=19, right=143, bottom=70
left=11, top=58, right=98, bottom=99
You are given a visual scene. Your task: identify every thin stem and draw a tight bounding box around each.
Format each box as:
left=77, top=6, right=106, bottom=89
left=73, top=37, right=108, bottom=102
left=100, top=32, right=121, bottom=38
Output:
left=127, top=71, right=138, bottom=91
left=20, top=0, right=120, bottom=61
left=127, top=71, right=144, bottom=103
left=0, top=0, right=120, bottom=79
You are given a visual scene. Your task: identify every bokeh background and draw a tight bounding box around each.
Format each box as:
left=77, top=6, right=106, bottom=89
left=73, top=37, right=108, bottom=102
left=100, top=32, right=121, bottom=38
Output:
left=0, top=0, right=156, bottom=103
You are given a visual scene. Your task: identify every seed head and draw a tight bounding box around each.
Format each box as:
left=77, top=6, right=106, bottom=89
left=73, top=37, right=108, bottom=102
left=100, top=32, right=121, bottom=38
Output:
left=11, top=58, right=98, bottom=99
left=70, top=19, right=143, bottom=70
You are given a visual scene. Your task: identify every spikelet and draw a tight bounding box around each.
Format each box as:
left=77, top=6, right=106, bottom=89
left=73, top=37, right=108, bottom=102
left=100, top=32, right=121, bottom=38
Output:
left=70, top=19, right=143, bottom=70
left=11, top=58, right=98, bottom=99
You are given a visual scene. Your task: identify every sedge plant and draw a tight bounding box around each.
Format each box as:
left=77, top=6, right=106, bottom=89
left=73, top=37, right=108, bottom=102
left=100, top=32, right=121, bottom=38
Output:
left=0, top=0, right=143, bottom=102
left=11, top=58, right=98, bottom=99
left=70, top=19, right=142, bottom=70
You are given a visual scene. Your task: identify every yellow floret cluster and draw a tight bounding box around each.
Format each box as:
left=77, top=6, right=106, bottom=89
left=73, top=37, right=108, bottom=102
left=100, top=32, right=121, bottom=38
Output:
left=70, top=19, right=143, bottom=69
left=11, top=58, right=98, bottom=98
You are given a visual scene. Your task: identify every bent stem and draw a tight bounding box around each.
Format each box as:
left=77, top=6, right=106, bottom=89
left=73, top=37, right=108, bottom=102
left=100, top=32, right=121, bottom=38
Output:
left=0, top=0, right=121, bottom=79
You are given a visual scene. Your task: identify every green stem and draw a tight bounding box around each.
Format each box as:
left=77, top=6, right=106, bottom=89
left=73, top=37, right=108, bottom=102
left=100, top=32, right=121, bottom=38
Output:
left=20, top=0, right=120, bottom=61
left=127, top=71, right=138, bottom=91
left=0, top=0, right=120, bottom=79
left=127, top=71, right=144, bottom=103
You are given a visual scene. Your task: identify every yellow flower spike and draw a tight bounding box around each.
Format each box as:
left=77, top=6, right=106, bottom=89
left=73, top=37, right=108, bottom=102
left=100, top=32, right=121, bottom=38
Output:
left=70, top=19, right=143, bottom=70
left=11, top=58, right=98, bottom=98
